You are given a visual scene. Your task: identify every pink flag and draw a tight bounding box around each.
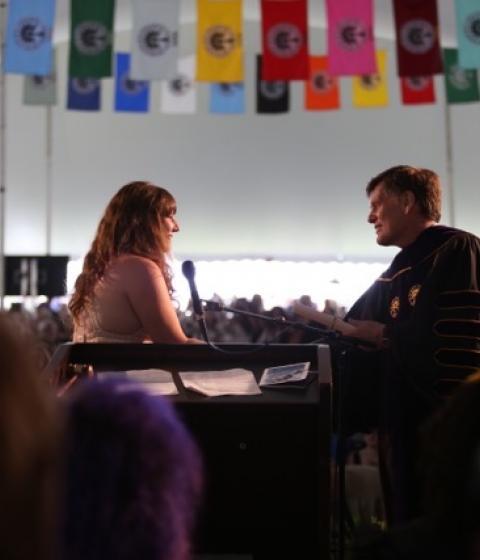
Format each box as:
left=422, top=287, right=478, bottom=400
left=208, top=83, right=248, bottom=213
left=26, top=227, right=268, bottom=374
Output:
left=326, top=0, right=377, bottom=76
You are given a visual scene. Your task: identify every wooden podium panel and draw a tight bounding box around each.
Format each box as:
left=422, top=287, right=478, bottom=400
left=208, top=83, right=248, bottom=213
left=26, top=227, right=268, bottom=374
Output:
left=49, top=343, right=332, bottom=559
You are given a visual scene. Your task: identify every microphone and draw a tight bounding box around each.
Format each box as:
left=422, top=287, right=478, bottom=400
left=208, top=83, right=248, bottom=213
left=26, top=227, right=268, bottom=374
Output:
left=181, top=260, right=204, bottom=318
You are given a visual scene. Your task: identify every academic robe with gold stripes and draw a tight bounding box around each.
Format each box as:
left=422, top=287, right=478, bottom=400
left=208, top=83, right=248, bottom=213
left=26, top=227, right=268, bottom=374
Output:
left=345, top=225, right=480, bottom=525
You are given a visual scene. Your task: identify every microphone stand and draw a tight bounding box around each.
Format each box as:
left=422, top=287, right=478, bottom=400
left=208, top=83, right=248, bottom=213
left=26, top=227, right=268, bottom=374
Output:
left=194, top=311, right=211, bottom=345
left=201, top=298, right=346, bottom=345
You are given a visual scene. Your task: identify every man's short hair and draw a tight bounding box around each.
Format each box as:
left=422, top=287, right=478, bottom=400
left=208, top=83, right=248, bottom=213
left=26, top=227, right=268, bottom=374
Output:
left=366, top=165, right=442, bottom=222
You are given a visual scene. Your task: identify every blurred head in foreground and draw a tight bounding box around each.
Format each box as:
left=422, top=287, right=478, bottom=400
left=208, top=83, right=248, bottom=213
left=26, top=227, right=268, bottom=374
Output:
left=0, top=312, right=60, bottom=560
left=62, top=378, right=203, bottom=560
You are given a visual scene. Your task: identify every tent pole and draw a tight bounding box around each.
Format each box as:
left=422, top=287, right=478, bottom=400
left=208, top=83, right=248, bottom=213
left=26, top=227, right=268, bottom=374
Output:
left=444, top=100, right=456, bottom=227
left=0, top=1, right=7, bottom=310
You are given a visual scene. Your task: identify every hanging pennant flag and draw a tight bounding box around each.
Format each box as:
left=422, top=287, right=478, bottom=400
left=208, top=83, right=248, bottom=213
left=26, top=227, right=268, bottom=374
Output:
left=400, top=76, right=435, bottom=105
left=455, top=0, right=480, bottom=69
left=67, top=78, right=101, bottom=111
left=4, top=0, right=55, bottom=76
left=130, top=0, right=180, bottom=81
left=196, top=0, right=243, bottom=82
left=393, top=0, right=443, bottom=77
left=444, top=48, right=480, bottom=103
left=260, top=0, right=309, bottom=80
left=325, top=0, right=376, bottom=76
left=352, top=50, right=389, bottom=108
left=210, top=83, right=245, bottom=114
left=256, top=55, right=289, bottom=114
left=69, top=0, right=115, bottom=78
left=161, top=55, right=197, bottom=114
left=304, top=56, right=340, bottom=111
left=114, top=53, right=150, bottom=113
left=23, top=74, right=57, bottom=106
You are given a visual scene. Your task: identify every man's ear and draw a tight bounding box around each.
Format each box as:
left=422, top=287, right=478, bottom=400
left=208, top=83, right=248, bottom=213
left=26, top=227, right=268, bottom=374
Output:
left=402, top=190, right=416, bottom=214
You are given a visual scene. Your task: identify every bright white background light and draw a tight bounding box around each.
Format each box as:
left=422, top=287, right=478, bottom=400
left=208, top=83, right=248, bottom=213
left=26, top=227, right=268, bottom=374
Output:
left=63, top=257, right=388, bottom=312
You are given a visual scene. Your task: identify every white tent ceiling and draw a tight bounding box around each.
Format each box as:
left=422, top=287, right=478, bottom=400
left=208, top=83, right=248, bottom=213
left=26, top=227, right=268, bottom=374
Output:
left=4, top=0, right=478, bottom=267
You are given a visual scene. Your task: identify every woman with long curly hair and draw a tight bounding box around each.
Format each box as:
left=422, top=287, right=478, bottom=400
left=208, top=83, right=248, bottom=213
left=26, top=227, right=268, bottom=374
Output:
left=69, top=181, right=200, bottom=343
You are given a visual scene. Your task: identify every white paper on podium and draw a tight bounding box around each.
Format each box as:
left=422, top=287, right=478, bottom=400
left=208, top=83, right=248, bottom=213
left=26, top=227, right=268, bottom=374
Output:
left=178, top=368, right=261, bottom=397
left=98, top=369, right=179, bottom=396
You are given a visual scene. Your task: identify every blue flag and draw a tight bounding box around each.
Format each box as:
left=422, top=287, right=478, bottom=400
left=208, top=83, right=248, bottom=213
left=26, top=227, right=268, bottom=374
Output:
left=209, top=83, right=245, bottom=114
left=455, top=0, right=480, bottom=68
left=67, top=78, right=101, bottom=111
left=4, top=0, right=55, bottom=75
left=114, top=53, right=150, bottom=113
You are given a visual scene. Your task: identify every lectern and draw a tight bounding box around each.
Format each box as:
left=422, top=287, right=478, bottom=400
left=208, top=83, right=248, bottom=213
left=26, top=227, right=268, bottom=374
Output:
left=48, top=343, right=332, bottom=559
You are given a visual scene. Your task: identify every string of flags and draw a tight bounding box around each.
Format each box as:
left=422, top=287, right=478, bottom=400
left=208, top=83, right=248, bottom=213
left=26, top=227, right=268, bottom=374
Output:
left=7, top=0, right=480, bottom=114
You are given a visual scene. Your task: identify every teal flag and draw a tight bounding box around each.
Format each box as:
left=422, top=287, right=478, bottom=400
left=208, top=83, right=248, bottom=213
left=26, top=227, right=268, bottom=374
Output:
left=68, top=0, right=115, bottom=78
left=455, top=0, right=480, bottom=68
left=444, top=48, right=480, bottom=103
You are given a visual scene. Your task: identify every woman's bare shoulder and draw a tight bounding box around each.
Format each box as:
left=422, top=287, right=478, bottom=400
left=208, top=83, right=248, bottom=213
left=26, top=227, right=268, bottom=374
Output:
left=110, top=255, right=161, bottom=277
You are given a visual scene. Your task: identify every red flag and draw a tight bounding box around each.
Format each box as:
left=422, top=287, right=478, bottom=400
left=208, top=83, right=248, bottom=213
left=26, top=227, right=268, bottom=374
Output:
left=261, top=0, right=309, bottom=80
left=393, top=0, right=443, bottom=77
left=400, top=76, right=435, bottom=105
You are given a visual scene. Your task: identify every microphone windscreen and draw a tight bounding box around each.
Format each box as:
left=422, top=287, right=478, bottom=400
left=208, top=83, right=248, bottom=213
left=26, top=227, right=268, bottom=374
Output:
left=181, top=260, right=195, bottom=280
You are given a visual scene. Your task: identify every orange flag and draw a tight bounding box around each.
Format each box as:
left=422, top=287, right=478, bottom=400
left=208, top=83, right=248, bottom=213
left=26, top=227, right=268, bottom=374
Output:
left=305, top=56, right=340, bottom=110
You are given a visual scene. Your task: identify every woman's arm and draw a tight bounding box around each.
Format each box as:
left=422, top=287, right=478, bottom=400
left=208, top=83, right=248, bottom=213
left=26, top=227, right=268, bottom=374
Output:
left=120, top=256, right=200, bottom=344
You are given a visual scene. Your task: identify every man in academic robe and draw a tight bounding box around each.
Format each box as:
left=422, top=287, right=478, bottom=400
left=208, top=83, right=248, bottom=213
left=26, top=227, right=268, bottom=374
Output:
left=346, top=165, right=480, bottom=526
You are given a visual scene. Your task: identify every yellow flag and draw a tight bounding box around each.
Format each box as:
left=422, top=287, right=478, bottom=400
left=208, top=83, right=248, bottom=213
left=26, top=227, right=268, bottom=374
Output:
left=196, top=0, right=243, bottom=82
left=352, top=50, right=389, bottom=108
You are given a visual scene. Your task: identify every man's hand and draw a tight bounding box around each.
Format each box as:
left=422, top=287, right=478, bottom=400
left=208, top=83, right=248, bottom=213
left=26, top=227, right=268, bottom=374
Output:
left=348, top=319, right=387, bottom=349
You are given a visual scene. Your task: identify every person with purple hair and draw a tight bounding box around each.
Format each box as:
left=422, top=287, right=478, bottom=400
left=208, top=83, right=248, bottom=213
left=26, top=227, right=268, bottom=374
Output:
left=61, top=378, right=203, bottom=560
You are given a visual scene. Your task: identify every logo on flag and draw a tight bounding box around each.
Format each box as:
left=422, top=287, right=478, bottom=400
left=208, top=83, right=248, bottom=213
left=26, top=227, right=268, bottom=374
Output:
left=120, top=74, right=148, bottom=96
left=168, top=74, right=192, bottom=96
left=267, top=23, right=303, bottom=58
left=74, top=21, right=111, bottom=56
left=31, top=75, right=54, bottom=89
left=219, top=83, right=239, bottom=95
left=405, top=76, right=430, bottom=91
left=204, top=25, right=237, bottom=58
left=464, top=12, right=480, bottom=45
left=260, top=81, right=287, bottom=99
left=336, top=19, right=368, bottom=52
left=312, top=71, right=335, bottom=94
left=448, top=65, right=472, bottom=90
left=14, top=18, right=49, bottom=50
left=400, top=19, right=436, bottom=55
left=138, top=24, right=177, bottom=56
left=72, top=78, right=99, bottom=95
left=360, top=74, right=381, bottom=90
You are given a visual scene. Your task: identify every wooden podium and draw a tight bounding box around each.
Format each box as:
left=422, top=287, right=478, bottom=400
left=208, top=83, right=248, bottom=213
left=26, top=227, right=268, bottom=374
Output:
left=49, top=343, right=332, bottom=559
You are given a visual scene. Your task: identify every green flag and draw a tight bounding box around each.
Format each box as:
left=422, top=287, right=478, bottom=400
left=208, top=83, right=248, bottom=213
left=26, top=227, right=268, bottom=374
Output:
left=69, top=0, right=115, bottom=78
left=444, top=48, right=480, bottom=104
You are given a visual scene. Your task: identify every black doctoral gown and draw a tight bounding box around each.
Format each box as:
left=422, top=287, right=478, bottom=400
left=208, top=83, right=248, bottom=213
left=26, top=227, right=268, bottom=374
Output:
left=345, top=225, right=480, bottom=525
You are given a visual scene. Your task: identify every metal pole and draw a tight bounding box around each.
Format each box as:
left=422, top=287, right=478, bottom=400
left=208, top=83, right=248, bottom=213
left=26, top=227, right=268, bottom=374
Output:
left=46, top=104, right=53, bottom=254
left=0, top=1, right=7, bottom=310
left=444, top=100, right=456, bottom=227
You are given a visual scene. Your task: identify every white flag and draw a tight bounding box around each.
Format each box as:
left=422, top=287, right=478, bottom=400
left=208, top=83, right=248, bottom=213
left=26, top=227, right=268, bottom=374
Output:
left=23, top=73, right=57, bottom=106
left=130, top=0, right=180, bottom=81
left=160, top=55, right=197, bottom=114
